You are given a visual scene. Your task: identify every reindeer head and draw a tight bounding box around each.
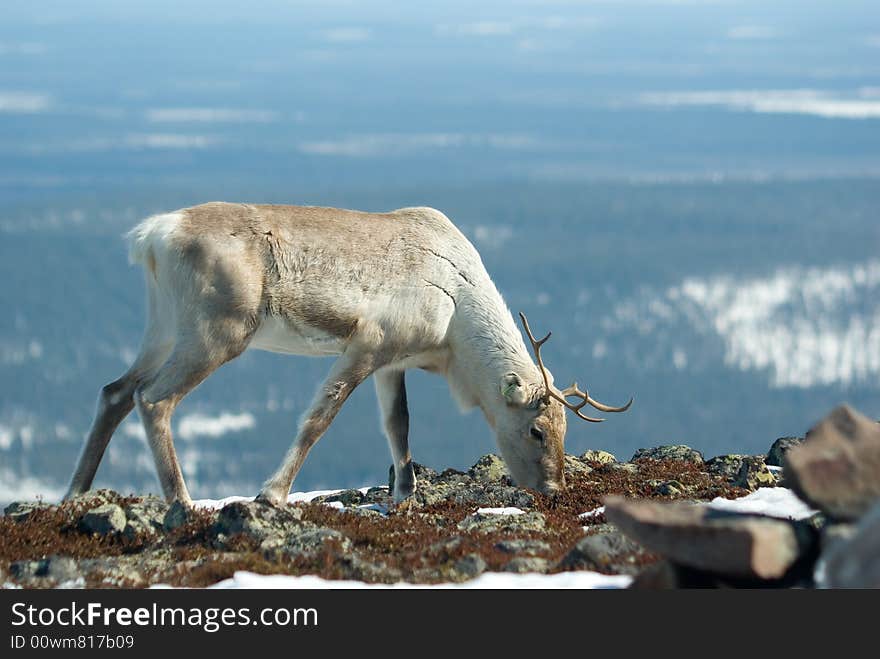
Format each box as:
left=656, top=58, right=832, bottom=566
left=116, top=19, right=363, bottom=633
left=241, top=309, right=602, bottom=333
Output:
left=495, top=312, right=633, bottom=495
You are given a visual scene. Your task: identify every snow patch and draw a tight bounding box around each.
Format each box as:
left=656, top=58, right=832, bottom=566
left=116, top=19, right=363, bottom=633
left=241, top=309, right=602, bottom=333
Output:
left=707, top=487, right=817, bottom=520
left=177, top=412, right=256, bottom=441
left=199, top=570, right=633, bottom=590
left=476, top=507, right=525, bottom=515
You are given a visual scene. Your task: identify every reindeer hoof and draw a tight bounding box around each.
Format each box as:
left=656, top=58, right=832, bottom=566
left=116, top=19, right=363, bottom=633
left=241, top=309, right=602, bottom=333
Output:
left=255, top=491, right=286, bottom=507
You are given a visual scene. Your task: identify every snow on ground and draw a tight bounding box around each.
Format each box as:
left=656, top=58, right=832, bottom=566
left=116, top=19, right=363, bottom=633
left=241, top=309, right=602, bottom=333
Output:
left=200, top=570, right=633, bottom=590
left=706, top=487, right=817, bottom=520
left=476, top=507, right=525, bottom=515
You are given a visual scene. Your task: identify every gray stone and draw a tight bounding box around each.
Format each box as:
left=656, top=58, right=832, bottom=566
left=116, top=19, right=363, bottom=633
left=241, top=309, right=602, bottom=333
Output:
left=494, top=539, right=551, bottom=556
left=457, top=511, right=546, bottom=534
left=733, top=456, right=776, bottom=491
left=580, top=450, right=617, bottom=464
left=122, top=498, right=168, bottom=540
left=608, top=462, right=639, bottom=476
left=80, top=503, right=126, bottom=535
left=604, top=496, right=814, bottom=580
left=215, top=500, right=304, bottom=541
left=558, top=530, right=648, bottom=575
left=320, top=489, right=365, bottom=506
left=784, top=405, right=880, bottom=520
left=563, top=455, right=594, bottom=478
left=283, top=527, right=351, bottom=557
left=468, top=454, right=508, bottom=483
left=44, top=556, right=82, bottom=583
left=821, top=522, right=857, bottom=552
left=69, top=489, right=118, bottom=507
left=3, top=501, right=53, bottom=523
left=162, top=500, right=194, bottom=532
left=766, top=437, right=804, bottom=467
left=9, top=560, right=43, bottom=580
left=632, top=445, right=704, bottom=464
left=412, top=480, right=536, bottom=509
left=706, top=455, right=747, bottom=479
left=652, top=480, right=686, bottom=497
left=504, top=557, right=550, bottom=573
left=453, top=553, right=487, bottom=578
left=361, top=487, right=392, bottom=505
left=819, top=499, right=880, bottom=588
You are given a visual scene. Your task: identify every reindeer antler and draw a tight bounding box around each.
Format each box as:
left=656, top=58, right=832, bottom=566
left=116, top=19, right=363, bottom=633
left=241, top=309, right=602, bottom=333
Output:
left=518, top=312, right=633, bottom=423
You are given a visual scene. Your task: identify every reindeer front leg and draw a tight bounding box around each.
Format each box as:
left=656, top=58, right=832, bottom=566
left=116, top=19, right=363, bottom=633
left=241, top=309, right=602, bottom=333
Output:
left=257, top=348, right=377, bottom=506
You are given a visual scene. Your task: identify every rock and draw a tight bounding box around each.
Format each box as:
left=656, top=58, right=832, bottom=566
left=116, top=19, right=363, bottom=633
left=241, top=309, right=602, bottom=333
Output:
left=69, top=489, right=119, bottom=507
left=453, top=554, right=487, bottom=579
left=162, top=500, right=196, bottom=531
left=122, top=498, right=168, bottom=540
left=494, top=539, right=550, bottom=556
left=580, top=450, right=617, bottom=464
left=283, top=527, right=351, bottom=557
left=457, top=510, right=546, bottom=534
left=411, top=481, right=536, bottom=509
left=632, top=445, right=704, bottom=464
left=652, top=480, right=686, bottom=497
left=468, top=454, right=508, bottom=483
left=733, top=456, right=776, bottom=491
left=504, top=557, right=550, bottom=573
left=604, top=496, right=814, bottom=580
left=608, top=462, right=639, bottom=476
left=320, top=489, right=365, bottom=506
left=628, top=560, right=683, bottom=589
left=3, top=501, right=53, bottom=523
left=564, top=455, right=594, bottom=478
left=428, top=536, right=465, bottom=556
left=821, top=522, right=856, bottom=552
left=6, top=556, right=81, bottom=585
left=766, top=437, right=803, bottom=467
left=784, top=404, right=880, bottom=520
left=80, top=504, right=126, bottom=535
left=558, top=530, right=649, bottom=575
left=9, top=560, right=43, bottom=580
left=819, top=500, right=880, bottom=588
left=43, top=556, right=82, bottom=583
left=361, top=487, right=392, bottom=505
left=337, top=555, right=402, bottom=583
left=215, top=500, right=304, bottom=541
left=706, top=455, right=747, bottom=480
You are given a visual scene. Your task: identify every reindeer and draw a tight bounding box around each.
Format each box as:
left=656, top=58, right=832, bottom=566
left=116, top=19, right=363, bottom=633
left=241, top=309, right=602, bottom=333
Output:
left=65, top=203, right=631, bottom=506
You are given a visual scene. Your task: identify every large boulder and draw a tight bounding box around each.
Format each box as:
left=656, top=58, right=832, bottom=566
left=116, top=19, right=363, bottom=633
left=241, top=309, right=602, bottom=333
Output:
left=784, top=405, right=880, bottom=521
left=604, top=496, right=814, bottom=580
left=766, top=437, right=804, bottom=467
left=818, top=500, right=880, bottom=588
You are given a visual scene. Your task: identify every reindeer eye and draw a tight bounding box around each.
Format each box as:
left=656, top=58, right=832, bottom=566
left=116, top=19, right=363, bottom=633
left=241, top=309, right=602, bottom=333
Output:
left=530, top=427, right=545, bottom=442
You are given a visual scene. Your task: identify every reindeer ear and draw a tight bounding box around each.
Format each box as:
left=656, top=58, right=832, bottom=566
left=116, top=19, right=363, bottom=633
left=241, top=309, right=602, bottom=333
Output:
left=500, top=372, right=529, bottom=406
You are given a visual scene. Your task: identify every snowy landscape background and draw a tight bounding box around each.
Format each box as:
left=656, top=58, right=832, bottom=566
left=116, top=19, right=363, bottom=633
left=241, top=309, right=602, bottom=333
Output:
left=1, top=1, right=879, bottom=504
